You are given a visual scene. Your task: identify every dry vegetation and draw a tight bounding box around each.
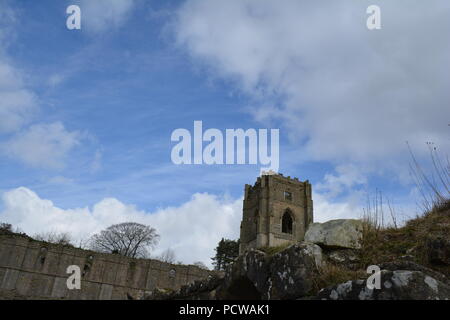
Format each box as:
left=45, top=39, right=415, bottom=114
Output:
left=360, top=200, right=450, bottom=274
left=312, top=263, right=366, bottom=294
left=313, top=144, right=450, bottom=293
left=311, top=201, right=449, bottom=295
left=359, top=143, right=449, bottom=274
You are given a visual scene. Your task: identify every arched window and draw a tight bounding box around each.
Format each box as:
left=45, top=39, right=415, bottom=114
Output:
left=282, top=210, right=293, bottom=234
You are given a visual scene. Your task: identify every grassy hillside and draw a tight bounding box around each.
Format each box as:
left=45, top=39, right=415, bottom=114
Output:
left=360, top=200, right=450, bottom=275
left=312, top=200, right=449, bottom=294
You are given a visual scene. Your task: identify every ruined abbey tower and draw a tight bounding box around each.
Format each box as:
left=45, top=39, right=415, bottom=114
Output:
left=239, top=173, right=313, bottom=253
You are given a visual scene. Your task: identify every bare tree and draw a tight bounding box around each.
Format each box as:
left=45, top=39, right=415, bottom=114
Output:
left=158, top=248, right=176, bottom=263
left=76, top=238, right=90, bottom=250
left=0, top=223, right=12, bottom=232
left=33, top=231, right=73, bottom=246
left=89, top=222, right=159, bottom=258
left=0, top=222, right=23, bottom=235
left=193, top=261, right=209, bottom=270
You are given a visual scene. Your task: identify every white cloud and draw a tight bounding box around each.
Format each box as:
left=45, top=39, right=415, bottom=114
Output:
left=0, top=60, right=37, bottom=133
left=316, top=164, right=368, bottom=199
left=90, top=149, right=102, bottom=173
left=2, top=122, right=83, bottom=169
left=174, top=0, right=450, bottom=164
left=47, top=73, right=65, bottom=87
left=0, top=2, right=16, bottom=43
left=79, top=0, right=136, bottom=33
left=313, top=192, right=361, bottom=223
left=0, top=3, right=36, bottom=133
left=48, top=176, right=75, bottom=185
left=0, top=3, right=84, bottom=170
left=0, top=187, right=242, bottom=267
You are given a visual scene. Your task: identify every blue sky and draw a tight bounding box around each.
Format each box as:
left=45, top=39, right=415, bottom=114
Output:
left=0, top=0, right=448, bottom=265
left=1, top=1, right=253, bottom=206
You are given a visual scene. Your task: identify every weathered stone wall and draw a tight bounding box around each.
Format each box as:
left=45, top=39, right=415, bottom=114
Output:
left=0, top=234, right=212, bottom=300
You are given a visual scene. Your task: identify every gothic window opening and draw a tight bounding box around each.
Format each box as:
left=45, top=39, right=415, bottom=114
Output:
left=284, top=191, right=292, bottom=201
left=282, top=210, right=293, bottom=234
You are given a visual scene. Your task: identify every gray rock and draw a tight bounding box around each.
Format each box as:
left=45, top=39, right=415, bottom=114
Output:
left=326, top=249, right=360, bottom=270
left=217, top=242, right=323, bottom=300
left=378, top=260, right=450, bottom=286
left=216, top=248, right=269, bottom=299
left=268, top=242, right=323, bottom=299
left=316, top=270, right=450, bottom=300
left=145, top=244, right=450, bottom=301
left=305, top=219, right=364, bottom=249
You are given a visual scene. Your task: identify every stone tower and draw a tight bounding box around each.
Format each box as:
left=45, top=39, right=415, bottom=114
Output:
left=239, top=173, right=313, bottom=254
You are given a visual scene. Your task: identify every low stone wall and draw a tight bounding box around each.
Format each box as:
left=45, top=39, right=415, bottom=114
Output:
left=0, top=233, right=212, bottom=300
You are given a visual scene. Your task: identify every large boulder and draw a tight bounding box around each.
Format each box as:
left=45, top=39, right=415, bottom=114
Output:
left=268, top=242, right=323, bottom=299
left=217, top=242, right=323, bottom=300
left=316, top=269, right=450, bottom=300
left=217, top=249, right=270, bottom=299
left=305, top=219, right=364, bottom=249
left=378, top=261, right=450, bottom=286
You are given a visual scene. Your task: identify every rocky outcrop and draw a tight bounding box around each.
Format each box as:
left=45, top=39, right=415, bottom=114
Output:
left=145, top=242, right=450, bottom=300
left=325, top=249, right=360, bottom=270
left=146, top=274, right=225, bottom=300
left=378, top=261, right=450, bottom=286
left=267, top=242, right=323, bottom=299
left=216, top=248, right=269, bottom=299
left=144, top=214, right=450, bottom=300
left=315, top=269, right=450, bottom=300
left=145, top=242, right=323, bottom=300
left=305, top=219, right=363, bottom=249
left=216, top=242, right=323, bottom=300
